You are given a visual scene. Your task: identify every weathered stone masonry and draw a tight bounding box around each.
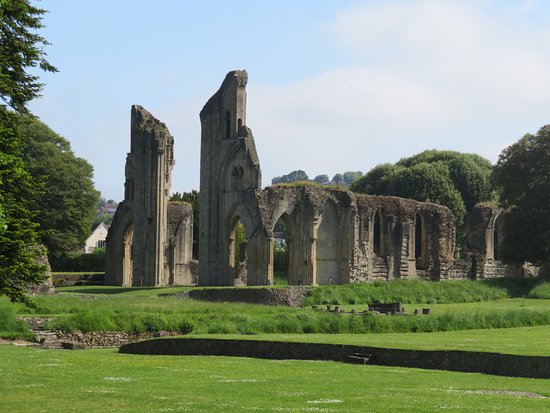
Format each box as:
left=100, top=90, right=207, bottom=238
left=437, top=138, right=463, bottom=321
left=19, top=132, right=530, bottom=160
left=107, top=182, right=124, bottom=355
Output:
left=105, top=106, right=193, bottom=286
left=198, top=71, right=455, bottom=285
left=106, top=70, right=528, bottom=286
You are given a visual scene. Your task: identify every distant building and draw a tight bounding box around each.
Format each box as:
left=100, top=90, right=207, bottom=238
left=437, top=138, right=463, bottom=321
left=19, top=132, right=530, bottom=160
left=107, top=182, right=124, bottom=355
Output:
left=101, top=203, right=119, bottom=214
left=83, top=222, right=110, bottom=253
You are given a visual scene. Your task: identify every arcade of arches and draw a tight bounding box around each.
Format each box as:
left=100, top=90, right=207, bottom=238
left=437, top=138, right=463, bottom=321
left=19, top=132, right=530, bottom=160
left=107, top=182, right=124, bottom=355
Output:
left=106, top=72, right=537, bottom=287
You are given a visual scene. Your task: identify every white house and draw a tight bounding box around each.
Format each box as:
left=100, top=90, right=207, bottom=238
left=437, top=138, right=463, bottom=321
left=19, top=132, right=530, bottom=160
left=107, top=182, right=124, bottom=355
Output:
left=83, top=222, right=110, bottom=253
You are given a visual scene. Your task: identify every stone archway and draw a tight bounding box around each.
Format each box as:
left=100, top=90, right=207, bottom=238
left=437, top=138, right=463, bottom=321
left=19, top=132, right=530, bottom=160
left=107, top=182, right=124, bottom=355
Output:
left=228, top=216, right=249, bottom=286
left=415, top=213, right=428, bottom=271
left=271, top=212, right=299, bottom=285
left=122, top=224, right=134, bottom=286
left=315, top=200, right=339, bottom=285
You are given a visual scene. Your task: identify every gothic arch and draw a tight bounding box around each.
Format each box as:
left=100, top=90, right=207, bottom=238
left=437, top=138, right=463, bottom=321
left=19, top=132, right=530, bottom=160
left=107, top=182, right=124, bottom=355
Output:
left=488, top=212, right=505, bottom=260
left=415, top=212, right=428, bottom=270
left=372, top=209, right=387, bottom=257
left=315, top=199, right=339, bottom=285
left=270, top=211, right=299, bottom=285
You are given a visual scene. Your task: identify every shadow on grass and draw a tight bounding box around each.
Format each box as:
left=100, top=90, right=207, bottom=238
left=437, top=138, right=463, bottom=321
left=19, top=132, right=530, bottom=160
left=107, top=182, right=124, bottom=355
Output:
left=480, top=277, right=546, bottom=297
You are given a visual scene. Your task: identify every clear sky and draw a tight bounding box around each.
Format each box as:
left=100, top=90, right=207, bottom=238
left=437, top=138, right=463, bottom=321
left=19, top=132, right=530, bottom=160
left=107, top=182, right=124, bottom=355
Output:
left=29, top=0, right=550, bottom=201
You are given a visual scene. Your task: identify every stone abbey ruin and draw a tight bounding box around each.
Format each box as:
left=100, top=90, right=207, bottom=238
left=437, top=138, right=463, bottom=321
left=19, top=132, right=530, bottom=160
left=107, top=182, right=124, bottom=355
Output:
left=106, top=70, right=529, bottom=286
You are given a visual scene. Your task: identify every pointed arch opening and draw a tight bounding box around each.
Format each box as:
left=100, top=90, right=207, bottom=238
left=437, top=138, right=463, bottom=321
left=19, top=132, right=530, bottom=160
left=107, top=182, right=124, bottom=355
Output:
left=272, top=213, right=297, bottom=285
left=122, top=224, right=134, bottom=286
left=373, top=210, right=384, bottom=256
left=230, top=166, right=244, bottom=191
left=316, top=200, right=339, bottom=285
left=415, top=213, right=428, bottom=271
left=225, top=110, right=231, bottom=139
left=228, top=216, right=248, bottom=285
left=493, top=213, right=504, bottom=261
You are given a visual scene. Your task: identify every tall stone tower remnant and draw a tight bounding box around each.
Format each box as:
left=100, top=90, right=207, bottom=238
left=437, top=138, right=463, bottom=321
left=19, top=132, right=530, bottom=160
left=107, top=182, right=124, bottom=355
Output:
left=106, top=105, right=193, bottom=286
left=198, top=70, right=270, bottom=285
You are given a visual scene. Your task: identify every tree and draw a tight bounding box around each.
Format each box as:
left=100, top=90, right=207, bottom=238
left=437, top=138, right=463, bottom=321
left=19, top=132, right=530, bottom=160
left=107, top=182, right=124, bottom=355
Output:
left=19, top=118, right=99, bottom=258
left=397, top=150, right=493, bottom=212
left=0, top=111, right=45, bottom=304
left=491, top=125, right=550, bottom=265
left=350, top=150, right=494, bottom=254
left=271, top=170, right=309, bottom=185
left=0, top=1, right=57, bottom=113
left=313, top=174, right=330, bottom=185
left=0, top=0, right=57, bottom=303
left=331, top=173, right=344, bottom=185
left=342, top=171, right=363, bottom=186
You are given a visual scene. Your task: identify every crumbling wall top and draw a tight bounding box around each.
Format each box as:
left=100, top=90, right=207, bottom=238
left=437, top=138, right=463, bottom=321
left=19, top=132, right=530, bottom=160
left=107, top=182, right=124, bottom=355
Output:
left=200, top=70, right=248, bottom=119
left=167, top=202, right=193, bottom=235
left=131, top=104, right=172, bottom=140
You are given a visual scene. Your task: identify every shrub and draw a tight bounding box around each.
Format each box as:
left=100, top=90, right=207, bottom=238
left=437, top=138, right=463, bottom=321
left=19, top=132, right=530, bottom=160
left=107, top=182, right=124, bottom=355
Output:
left=141, top=314, right=168, bottom=332
left=0, top=300, right=33, bottom=340
left=528, top=283, right=550, bottom=299
left=177, top=319, right=195, bottom=335
left=50, top=250, right=105, bottom=272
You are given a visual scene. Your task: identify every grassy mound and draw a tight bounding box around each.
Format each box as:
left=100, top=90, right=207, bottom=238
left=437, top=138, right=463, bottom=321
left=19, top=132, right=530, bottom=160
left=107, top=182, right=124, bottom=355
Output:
left=303, top=279, right=508, bottom=306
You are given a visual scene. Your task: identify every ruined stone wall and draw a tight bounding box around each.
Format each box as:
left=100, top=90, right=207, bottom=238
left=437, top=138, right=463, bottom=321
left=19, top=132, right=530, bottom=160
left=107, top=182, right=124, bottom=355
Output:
left=106, top=105, right=189, bottom=286
left=198, top=71, right=268, bottom=286
left=166, top=202, right=195, bottom=285
left=197, top=71, right=457, bottom=286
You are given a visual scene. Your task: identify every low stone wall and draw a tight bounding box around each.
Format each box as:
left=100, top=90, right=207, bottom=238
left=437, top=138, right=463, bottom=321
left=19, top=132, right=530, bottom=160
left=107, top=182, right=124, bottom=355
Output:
left=166, top=287, right=310, bottom=307
left=120, top=338, right=550, bottom=379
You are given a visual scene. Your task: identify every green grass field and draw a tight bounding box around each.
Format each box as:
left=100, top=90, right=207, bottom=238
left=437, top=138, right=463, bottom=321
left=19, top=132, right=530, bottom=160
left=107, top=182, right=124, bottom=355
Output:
left=2, top=281, right=550, bottom=411
left=1, top=345, right=549, bottom=413
left=195, top=325, right=550, bottom=356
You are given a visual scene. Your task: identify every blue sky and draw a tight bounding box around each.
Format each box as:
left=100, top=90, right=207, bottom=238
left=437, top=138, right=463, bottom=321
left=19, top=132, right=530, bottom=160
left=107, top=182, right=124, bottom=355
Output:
left=30, top=0, right=550, bottom=201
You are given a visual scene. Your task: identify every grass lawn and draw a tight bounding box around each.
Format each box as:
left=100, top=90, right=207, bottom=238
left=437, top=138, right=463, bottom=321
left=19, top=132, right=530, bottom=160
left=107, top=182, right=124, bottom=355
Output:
left=194, top=325, right=550, bottom=356
left=1, top=345, right=549, bottom=413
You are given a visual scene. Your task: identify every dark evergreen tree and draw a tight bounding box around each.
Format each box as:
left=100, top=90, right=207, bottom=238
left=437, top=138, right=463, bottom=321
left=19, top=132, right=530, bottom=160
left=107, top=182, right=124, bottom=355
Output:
left=0, top=0, right=57, bottom=303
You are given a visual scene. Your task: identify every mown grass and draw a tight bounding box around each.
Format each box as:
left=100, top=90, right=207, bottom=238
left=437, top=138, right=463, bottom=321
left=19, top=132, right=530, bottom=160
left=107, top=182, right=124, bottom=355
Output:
left=1, top=345, right=549, bottom=413
left=197, top=325, right=550, bottom=356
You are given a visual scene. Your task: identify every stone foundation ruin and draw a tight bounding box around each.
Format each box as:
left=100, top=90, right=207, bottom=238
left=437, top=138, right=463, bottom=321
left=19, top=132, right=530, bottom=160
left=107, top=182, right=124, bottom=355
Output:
left=106, top=70, right=531, bottom=286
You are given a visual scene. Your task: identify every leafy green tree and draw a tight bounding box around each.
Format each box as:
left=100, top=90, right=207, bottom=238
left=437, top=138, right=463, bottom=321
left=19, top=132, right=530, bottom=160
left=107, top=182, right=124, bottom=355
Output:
left=350, top=164, right=398, bottom=194
left=342, top=171, right=363, bottom=186
left=397, top=150, right=493, bottom=212
left=94, top=213, right=114, bottom=226
left=350, top=150, right=494, bottom=254
left=331, top=173, right=344, bottom=185
left=313, top=174, right=330, bottom=185
left=0, top=0, right=57, bottom=303
left=0, top=1, right=57, bottom=113
left=0, top=111, right=45, bottom=304
left=19, top=118, right=99, bottom=258
left=271, top=170, right=309, bottom=185
left=491, top=126, right=550, bottom=265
